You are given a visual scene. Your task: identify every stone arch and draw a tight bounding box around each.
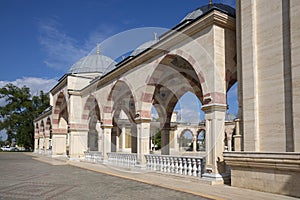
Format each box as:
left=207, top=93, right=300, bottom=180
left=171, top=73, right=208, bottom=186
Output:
left=83, top=95, right=101, bottom=151
left=39, top=121, right=45, bottom=149
left=46, top=117, right=52, bottom=149
left=179, top=129, right=194, bottom=151
left=40, top=120, right=45, bottom=136
left=106, top=80, right=137, bottom=153
left=140, top=54, right=205, bottom=154
left=35, top=123, right=39, bottom=149
left=53, top=92, right=68, bottom=130
left=141, top=53, right=205, bottom=119
left=197, top=128, right=206, bottom=151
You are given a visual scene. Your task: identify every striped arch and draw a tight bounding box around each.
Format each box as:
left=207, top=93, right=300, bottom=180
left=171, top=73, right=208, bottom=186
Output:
left=40, top=120, right=45, bottom=137
left=104, top=80, right=137, bottom=125
left=82, top=95, right=101, bottom=125
left=140, top=53, right=205, bottom=125
left=46, top=117, right=52, bottom=138
left=52, top=92, right=68, bottom=132
left=35, top=123, right=39, bottom=139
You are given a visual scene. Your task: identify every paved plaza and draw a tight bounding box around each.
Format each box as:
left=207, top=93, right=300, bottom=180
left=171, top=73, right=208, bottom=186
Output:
left=0, top=153, right=298, bottom=200
left=0, top=153, right=207, bottom=200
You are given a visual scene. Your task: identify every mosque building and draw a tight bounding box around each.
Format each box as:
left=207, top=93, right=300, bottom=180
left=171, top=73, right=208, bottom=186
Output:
left=34, top=1, right=300, bottom=197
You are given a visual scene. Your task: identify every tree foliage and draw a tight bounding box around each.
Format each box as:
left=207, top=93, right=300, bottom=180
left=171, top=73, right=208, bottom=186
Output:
left=0, top=83, right=49, bottom=149
left=153, top=129, right=161, bottom=150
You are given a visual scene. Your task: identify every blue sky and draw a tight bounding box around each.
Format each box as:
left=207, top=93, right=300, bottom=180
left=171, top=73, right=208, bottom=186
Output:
left=0, top=0, right=237, bottom=139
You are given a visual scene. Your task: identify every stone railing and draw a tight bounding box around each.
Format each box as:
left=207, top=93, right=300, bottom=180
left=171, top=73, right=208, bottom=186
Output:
left=45, top=149, right=52, bottom=156
left=145, top=154, right=205, bottom=177
left=107, top=152, right=137, bottom=167
left=84, top=151, right=103, bottom=163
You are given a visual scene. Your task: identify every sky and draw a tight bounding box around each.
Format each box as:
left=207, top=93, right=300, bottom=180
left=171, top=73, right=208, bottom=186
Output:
left=0, top=0, right=237, bottom=140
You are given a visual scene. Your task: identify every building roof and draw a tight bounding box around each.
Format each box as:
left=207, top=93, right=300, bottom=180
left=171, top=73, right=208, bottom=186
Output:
left=131, top=33, right=159, bottom=56
left=181, top=3, right=235, bottom=22
left=68, top=46, right=116, bottom=74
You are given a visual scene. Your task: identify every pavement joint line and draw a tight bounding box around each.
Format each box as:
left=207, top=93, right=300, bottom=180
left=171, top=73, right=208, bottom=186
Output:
left=67, top=161, right=225, bottom=200
left=30, top=154, right=224, bottom=200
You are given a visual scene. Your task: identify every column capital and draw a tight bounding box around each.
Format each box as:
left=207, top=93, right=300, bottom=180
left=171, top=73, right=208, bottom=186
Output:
left=101, top=124, right=113, bottom=129
left=134, top=117, right=152, bottom=124
left=201, top=103, right=227, bottom=113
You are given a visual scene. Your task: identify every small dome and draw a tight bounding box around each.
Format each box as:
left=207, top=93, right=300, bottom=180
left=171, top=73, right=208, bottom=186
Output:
left=181, top=3, right=235, bottom=22
left=131, top=33, right=159, bottom=56
left=68, top=51, right=116, bottom=74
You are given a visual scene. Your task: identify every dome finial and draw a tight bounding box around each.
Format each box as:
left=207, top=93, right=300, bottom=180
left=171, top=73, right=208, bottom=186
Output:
left=154, top=32, right=158, bottom=41
left=96, top=43, right=101, bottom=55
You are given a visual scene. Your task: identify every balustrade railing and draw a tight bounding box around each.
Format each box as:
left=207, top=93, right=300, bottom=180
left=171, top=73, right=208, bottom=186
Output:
left=84, top=151, right=103, bottom=163
left=145, top=154, right=205, bottom=178
left=107, top=152, right=137, bottom=167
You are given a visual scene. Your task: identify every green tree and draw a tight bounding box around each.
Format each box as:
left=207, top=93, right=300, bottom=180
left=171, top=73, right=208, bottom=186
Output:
left=153, top=129, right=161, bottom=150
left=0, top=84, right=49, bottom=150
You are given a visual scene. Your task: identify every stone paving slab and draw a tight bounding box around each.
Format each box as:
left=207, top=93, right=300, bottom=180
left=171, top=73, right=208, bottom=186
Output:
left=31, top=153, right=299, bottom=200
left=0, top=153, right=210, bottom=200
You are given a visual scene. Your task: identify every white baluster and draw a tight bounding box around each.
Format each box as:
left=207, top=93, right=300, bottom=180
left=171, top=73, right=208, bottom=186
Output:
left=174, top=157, right=179, bottom=174
left=152, top=156, right=156, bottom=171
left=166, top=157, right=170, bottom=173
left=192, top=158, right=197, bottom=177
left=178, top=158, right=182, bottom=175
left=156, top=156, right=160, bottom=171
left=163, top=156, right=166, bottom=172
left=170, top=157, right=175, bottom=173
left=187, top=158, right=192, bottom=176
left=159, top=156, right=163, bottom=172
left=183, top=158, right=187, bottom=175
left=197, top=159, right=202, bottom=177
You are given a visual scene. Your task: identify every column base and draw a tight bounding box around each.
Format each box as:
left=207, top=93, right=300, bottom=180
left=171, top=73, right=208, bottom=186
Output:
left=202, top=172, right=230, bottom=185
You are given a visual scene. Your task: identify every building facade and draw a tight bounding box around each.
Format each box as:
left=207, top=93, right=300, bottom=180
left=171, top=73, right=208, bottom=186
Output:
left=33, top=1, right=300, bottom=197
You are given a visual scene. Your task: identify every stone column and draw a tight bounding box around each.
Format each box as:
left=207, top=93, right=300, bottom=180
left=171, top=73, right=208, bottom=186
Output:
left=161, top=127, right=170, bottom=155
left=111, top=126, right=118, bottom=152
left=131, top=124, right=137, bottom=153
left=202, top=104, right=228, bottom=181
left=96, top=121, right=102, bottom=152
left=69, top=128, right=88, bottom=159
left=121, top=124, right=126, bottom=152
left=34, top=137, right=39, bottom=152
left=173, top=128, right=179, bottom=152
left=233, top=119, right=242, bottom=151
left=193, top=134, right=197, bottom=152
left=135, top=118, right=151, bottom=165
left=51, top=131, right=67, bottom=156
left=225, top=124, right=235, bottom=152
left=102, top=125, right=112, bottom=160
left=45, top=137, right=50, bottom=150
left=39, top=137, right=45, bottom=150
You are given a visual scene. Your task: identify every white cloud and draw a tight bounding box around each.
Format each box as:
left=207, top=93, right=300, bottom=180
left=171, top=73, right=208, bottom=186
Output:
left=175, top=92, right=203, bottom=123
left=38, top=18, right=120, bottom=72
left=38, top=18, right=88, bottom=72
left=0, top=77, right=57, bottom=97
left=0, top=77, right=57, bottom=140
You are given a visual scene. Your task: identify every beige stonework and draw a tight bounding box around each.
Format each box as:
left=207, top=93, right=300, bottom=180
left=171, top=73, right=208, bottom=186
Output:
left=33, top=1, right=300, bottom=197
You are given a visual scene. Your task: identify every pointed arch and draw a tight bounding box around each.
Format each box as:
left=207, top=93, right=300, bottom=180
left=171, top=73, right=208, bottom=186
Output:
left=53, top=92, right=68, bottom=132
left=82, top=95, right=101, bottom=151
